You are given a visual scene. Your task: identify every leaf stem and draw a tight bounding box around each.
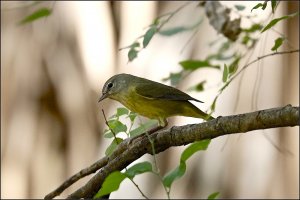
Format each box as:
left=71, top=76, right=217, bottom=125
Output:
left=102, top=109, right=118, bottom=142
left=147, top=137, right=170, bottom=199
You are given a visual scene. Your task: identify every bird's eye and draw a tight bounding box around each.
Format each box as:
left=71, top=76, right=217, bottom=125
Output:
left=107, top=82, right=113, bottom=89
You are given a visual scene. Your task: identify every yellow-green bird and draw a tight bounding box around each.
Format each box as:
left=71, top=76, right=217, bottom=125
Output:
left=98, top=73, right=214, bottom=127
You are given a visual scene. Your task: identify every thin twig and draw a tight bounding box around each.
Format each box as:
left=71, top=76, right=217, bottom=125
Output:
left=102, top=109, right=118, bottom=142
left=119, top=2, right=191, bottom=52
left=271, top=28, right=296, bottom=49
left=146, top=131, right=170, bottom=200
left=262, top=130, right=294, bottom=156
left=157, top=2, right=192, bottom=31
left=215, top=49, right=299, bottom=115
left=242, top=29, right=291, bottom=155
left=128, top=178, right=149, bottom=199
left=233, top=47, right=256, bottom=112
left=136, top=117, right=170, bottom=199
left=180, top=25, right=201, bottom=54
left=230, top=49, right=299, bottom=84
left=218, top=49, right=299, bottom=152
left=252, top=28, right=270, bottom=111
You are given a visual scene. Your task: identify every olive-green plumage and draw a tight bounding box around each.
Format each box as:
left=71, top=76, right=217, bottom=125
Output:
left=98, top=73, right=214, bottom=126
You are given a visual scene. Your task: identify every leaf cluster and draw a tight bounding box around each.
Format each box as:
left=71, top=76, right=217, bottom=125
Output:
left=94, top=136, right=213, bottom=199
left=103, top=107, right=157, bottom=156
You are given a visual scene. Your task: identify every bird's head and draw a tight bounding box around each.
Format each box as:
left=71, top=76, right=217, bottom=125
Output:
left=98, top=73, right=132, bottom=102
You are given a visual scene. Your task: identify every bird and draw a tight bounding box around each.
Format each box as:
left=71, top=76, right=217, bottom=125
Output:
left=98, top=73, right=214, bottom=127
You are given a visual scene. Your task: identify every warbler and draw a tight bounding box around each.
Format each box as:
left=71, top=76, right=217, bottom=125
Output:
left=98, top=73, right=214, bottom=127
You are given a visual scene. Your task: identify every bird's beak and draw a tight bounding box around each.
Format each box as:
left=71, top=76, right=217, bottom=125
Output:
left=98, top=93, right=108, bottom=103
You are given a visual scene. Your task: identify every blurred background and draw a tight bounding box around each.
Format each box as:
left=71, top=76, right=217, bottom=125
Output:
left=1, top=1, right=299, bottom=199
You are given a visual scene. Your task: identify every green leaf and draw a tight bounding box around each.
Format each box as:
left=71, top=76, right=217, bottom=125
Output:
left=169, top=72, right=182, bottom=86
left=19, top=8, right=52, bottom=25
left=241, top=33, right=257, bottom=47
left=162, top=72, right=182, bottom=86
left=163, top=162, right=186, bottom=188
left=234, top=5, right=246, bottom=11
left=179, top=60, right=220, bottom=70
left=119, top=42, right=140, bottom=51
left=261, top=12, right=299, bottom=33
left=128, top=112, right=137, bottom=122
left=181, top=140, right=210, bottom=162
left=271, top=0, right=277, bottom=13
left=125, top=161, right=153, bottom=179
left=93, top=171, right=127, bottom=199
left=262, top=1, right=268, bottom=10
left=210, top=96, right=218, bottom=111
left=242, top=35, right=251, bottom=46
left=206, top=41, right=232, bottom=61
left=104, top=129, right=114, bottom=138
left=251, top=3, right=264, bottom=12
left=228, top=57, right=240, bottom=76
left=159, top=26, right=186, bottom=36
left=108, top=120, right=127, bottom=134
left=271, top=37, right=284, bottom=51
left=208, top=192, right=220, bottom=199
left=241, top=35, right=257, bottom=48
left=207, top=53, right=235, bottom=61
left=131, top=42, right=140, bottom=48
left=128, top=48, right=138, bottom=62
left=187, top=81, right=206, bottom=92
left=153, top=18, right=160, bottom=26
left=105, top=138, right=123, bottom=156
left=180, top=60, right=209, bottom=70
left=242, top=24, right=263, bottom=33
left=251, top=1, right=267, bottom=12
left=218, top=41, right=231, bottom=53
left=143, top=26, right=157, bottom=48
left=222, top=64, right=228, bottom=83
left=94, top=162, right=153, bottom=198
left=129, top=119, right=158, bottom=138
left=116, top=107, right=129, bottom=117
left=163, top=140, right=210, bottom=188
left=159, top=19, right=202, bottom=36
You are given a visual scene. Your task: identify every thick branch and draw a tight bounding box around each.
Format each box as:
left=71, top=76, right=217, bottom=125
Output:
left=65, top=105, right=299, bottom=199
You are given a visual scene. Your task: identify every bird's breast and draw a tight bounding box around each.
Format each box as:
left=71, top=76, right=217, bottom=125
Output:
left=112, top=91, right=166, bottom=119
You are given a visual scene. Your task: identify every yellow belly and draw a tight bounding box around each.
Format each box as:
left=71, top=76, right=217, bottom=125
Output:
left=112, top=91, right=203, bottom=120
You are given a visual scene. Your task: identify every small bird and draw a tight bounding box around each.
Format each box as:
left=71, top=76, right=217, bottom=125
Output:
left=98, top=73, right=214, bottom=127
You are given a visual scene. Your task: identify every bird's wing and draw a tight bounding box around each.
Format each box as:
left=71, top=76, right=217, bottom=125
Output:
left=134, top=81, right=203, bottom=103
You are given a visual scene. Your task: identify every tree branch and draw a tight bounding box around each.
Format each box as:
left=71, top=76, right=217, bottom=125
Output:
left=50, top=105, right=300, bottom=199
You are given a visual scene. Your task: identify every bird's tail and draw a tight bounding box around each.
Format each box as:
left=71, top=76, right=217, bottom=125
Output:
left=186, top=102, right=215, bottom=121
left=196, top=109, right=215, bottom=121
